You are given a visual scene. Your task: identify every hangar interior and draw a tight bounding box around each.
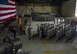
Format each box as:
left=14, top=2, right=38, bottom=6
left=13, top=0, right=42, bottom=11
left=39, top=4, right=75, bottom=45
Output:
left=0, top=0, right=77, bottom=54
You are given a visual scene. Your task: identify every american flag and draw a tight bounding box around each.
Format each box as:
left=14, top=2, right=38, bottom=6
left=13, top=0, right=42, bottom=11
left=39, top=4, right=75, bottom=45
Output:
left=0, top=0, right=16, bottom=22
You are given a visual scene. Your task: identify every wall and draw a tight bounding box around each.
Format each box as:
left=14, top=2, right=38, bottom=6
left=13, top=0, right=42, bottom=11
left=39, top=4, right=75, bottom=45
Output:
left=16, top=4, right=57, bottom=15
left=61, top=0, right=76, bottom=17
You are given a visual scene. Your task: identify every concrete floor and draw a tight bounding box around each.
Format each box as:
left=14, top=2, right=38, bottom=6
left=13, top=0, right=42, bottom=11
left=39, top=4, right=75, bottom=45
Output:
left=18, top=35, right=77, bottom=54
left=0, top=21, right=77, bottom=54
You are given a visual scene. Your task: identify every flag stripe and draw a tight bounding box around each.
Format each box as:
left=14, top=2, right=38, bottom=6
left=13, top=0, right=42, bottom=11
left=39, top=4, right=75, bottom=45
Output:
left=0, top=13, right=16, bottom=19
left=0, top=11, right=16, bottom=16
left=0, top=9, right=16, bottom=14
left=8, top=3, right=15, bottom=6
left=8, top=0, right=15, bottom=4
left=0, top=0, right=16, bottom=22
left=0, top=4, right=15, bottom=8
left=0, top=8, right=15, bottom=10
left=0, top=15, right=16, bottom=22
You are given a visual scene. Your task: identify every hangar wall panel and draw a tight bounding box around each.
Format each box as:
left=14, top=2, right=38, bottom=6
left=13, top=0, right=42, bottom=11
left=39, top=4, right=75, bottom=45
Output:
left=16, top=5, right=57, bottom=15
left=61, top=0, right=76, bottom=17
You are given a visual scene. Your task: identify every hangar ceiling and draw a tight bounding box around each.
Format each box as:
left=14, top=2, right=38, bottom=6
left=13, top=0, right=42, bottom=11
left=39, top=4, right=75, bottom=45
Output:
left=16, top=0, right=69, bottom=6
